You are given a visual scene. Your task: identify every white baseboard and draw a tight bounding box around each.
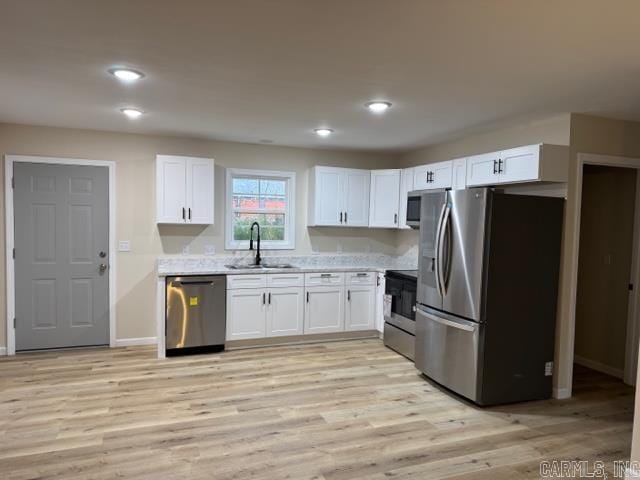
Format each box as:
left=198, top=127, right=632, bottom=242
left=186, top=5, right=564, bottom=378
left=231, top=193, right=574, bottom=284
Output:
left=553, top=387, right=571, bottom=400
left=574, top=354, right=624, bottom=379
left=0, top=347, right=6, bottom=356
left=114, top=337, right=157, bottom=347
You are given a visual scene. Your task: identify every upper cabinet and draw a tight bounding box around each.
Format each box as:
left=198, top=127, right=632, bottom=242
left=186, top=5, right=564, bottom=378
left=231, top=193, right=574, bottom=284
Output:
left=466, top=144, right=568, bottom=187
left=156, top=155, right=215, bottom=224
left=413, top=160, right=453, bottom=190
left=369, top=169, right=401, bottom=228
left=307, top=166, right=370, bottom=227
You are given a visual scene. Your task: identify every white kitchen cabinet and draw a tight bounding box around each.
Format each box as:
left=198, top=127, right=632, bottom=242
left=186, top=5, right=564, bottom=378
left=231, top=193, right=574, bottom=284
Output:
left=369, top=169, right=401, bottom=228
left=307, top=167, right=370, bottom=227
left=156, top=155, right=215, bottom=224
left=452, top=158, right=467, bottom=190
left=226, top=288, right=267, bottom=340
left=398, top=168, right=415, bottom=229
left=413, top=161, right=453, bottom=190
left=345, top=285, right=376, bottom=331
left=304, top=285, right=345, bottom=333
left=267, top=287, right=305, bottom=337
left=466, top=144, right=569, bottom=187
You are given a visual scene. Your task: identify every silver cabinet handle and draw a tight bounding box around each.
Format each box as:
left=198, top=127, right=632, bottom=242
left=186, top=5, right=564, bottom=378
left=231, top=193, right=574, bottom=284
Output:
left=493, top=160, right=498, bottom=174
left=347, top=289, right=351, bottom=301
left=394, top=213, right=398, bottom=224
left=344, top=212, right=347, bottom=223
left=306, top=291, right=309, bottom=303
left=182, top=207, right=186, bottom=220
left=320, top=273, right=332, bottom=278
left=268, top=292, right=271, bottom=304
left=340, top=212, right=343, bottom=223
left=188, top=207, right=192, bottom=220
left=262, top=292, right=266, bottom=305
left=356, top=273, right=368, bottom=277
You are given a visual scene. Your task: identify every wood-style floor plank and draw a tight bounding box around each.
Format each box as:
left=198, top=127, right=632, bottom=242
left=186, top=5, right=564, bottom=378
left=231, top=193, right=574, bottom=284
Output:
left=0, top=340, right=633, bottom=479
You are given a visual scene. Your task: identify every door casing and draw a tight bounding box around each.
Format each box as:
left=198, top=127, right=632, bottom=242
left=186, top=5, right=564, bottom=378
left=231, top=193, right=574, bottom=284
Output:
left=4, top=155, right=117, bottom=355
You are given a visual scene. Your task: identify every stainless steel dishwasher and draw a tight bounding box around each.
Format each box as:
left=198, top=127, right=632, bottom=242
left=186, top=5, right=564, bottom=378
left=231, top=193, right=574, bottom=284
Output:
left=165, top=275, right=226, bottom=356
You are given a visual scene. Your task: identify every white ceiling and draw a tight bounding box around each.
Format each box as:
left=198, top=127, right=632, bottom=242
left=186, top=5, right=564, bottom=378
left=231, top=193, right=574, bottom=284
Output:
left=1, top=0, right=640, bottom=152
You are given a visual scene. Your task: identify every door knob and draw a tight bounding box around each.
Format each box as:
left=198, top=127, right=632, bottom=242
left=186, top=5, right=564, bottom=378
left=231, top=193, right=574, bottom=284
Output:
left=99, top=263, right=108, bottom=274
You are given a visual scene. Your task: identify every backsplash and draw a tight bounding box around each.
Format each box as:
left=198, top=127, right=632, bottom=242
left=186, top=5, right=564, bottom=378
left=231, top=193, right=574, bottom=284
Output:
left=157, top=252, right=418, bottom=275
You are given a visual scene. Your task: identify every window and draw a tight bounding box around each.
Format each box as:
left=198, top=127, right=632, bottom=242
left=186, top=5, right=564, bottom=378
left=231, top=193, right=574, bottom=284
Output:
left=225, top=168, right=296, bottom=250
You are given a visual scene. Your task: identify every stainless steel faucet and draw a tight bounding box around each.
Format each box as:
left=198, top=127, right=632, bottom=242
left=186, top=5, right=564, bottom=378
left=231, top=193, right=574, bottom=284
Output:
left=249, top=222, right=261, bottom=266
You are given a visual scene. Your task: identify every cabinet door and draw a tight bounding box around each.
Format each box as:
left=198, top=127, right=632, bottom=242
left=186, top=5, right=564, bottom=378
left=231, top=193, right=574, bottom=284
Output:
left=267, top=287, right=304, bottom=337
left=369, top=169, right=401, bottom=228
left=313, top=168, right=344, bottom=226
left=186, top=157, right=215, bottom=224
left=498, top=145, right=540, bottom=184
left=343, top=169, right=370, bottom=226
left=156, top=155, right=187, bottom=223
left=226, top=289, right=267, bottom=340
left=413, top=165, right=430, bottom=190
left=398, top=168, right=414, bottom=229
left=345, top=285, right=376, bottom=331
left=430, top=161, right=453, bottom=189
left=304, top=286, right=344, bottom=333
left=466, top=152, right=501, bottom=187
left=452, top=158, right=467, bottom=190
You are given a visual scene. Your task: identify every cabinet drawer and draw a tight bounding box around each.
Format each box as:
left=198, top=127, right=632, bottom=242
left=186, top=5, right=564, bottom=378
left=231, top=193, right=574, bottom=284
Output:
left=267, top=273, right=304, bottom=288
left=227, top=274, right=267, bottom=289
left=305, top=272, right=345, bottom=286
left=346, top=271, right=376, bottom=286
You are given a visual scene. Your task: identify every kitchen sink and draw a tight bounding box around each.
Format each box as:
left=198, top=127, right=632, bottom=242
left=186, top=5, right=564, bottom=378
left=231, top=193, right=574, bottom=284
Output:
left=225, top=263, right=295, bottom=270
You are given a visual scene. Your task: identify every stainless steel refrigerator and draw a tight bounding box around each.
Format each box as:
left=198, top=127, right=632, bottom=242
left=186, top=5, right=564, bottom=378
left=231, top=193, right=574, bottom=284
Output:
left=415, top=188, right=563, bottom=405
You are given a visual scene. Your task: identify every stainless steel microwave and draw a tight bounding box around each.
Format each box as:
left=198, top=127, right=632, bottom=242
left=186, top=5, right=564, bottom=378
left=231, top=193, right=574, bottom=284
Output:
left=406, top=193, right=421, bottom=228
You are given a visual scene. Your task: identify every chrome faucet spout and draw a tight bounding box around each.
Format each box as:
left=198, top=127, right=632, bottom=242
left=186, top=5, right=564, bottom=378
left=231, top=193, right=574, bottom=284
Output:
left=250, top=222, right=261, bottom=266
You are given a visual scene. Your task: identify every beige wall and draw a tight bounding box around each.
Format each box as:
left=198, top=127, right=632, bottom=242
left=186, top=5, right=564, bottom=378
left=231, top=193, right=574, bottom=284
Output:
left=0, top=123, right=400, bottom=346
left=575, top=165, right=636, bottom=373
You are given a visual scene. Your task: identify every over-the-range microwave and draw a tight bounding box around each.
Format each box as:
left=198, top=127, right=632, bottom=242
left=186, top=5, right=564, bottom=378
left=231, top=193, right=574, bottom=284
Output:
left=406, top=192, right=422, bottom=228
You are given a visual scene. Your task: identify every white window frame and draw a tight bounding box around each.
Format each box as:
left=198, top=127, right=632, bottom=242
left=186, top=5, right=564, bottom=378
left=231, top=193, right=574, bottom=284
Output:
left=225, top=168, right=296, bottom=250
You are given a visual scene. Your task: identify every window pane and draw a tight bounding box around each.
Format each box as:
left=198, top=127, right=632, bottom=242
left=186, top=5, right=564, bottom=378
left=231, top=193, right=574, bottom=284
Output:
left=232, top=178, right=259, bottom=209
left=233, top=212, right=285, bottom=241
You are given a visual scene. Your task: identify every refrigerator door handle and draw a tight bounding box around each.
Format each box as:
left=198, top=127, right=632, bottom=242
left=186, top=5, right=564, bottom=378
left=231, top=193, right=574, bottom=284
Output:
left=418, top=307, right=477, bottom=332
left=433, top=203, right=448, bottom=297
left=437, top=204, right=451, bottom=297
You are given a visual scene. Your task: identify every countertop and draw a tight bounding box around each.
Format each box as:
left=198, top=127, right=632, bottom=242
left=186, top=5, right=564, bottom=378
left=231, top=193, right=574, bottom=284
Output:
left=157, top=253, right=418, bottom=277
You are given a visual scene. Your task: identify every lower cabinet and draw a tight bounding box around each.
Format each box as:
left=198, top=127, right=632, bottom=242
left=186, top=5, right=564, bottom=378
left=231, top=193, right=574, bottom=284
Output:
left=345, top=285, right=376, bottom=330
left=267, top=287, right=305, bottom=336
left=304, top=285, right=345, bottom=333
left=226, top=272, right=378, bottom=341
left=226, top=288, right=267, bottom=340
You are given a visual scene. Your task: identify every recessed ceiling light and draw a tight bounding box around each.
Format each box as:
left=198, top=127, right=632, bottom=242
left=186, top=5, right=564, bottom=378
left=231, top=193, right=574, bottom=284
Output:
left=108, top=68, right=145, bottom=81
left=365, top=101, right=392, bottom=113
left=314, top=128, right=334, bottom=137
left=120, top=108, right=144, bottom=119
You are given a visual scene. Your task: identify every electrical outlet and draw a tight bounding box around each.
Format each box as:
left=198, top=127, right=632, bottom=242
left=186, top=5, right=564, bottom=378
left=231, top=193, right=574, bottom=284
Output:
left=204, top=244, right=216, bottom=256
left=118, top=240, right=131, bottom=252
left=544, top=361, right=553, bottom=377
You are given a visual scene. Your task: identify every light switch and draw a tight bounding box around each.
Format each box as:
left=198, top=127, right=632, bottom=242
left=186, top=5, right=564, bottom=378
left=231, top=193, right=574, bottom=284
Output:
left=118, top=240, right=131, bottom=252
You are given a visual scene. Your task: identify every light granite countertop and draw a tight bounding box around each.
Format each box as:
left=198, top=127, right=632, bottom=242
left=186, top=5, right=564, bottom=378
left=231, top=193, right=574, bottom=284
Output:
left=157, top=253, right=418, bottom=277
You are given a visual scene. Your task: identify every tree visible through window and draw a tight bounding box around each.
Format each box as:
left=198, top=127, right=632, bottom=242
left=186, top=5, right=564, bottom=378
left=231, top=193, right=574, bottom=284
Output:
left=226, top=170, right=295, bottom=249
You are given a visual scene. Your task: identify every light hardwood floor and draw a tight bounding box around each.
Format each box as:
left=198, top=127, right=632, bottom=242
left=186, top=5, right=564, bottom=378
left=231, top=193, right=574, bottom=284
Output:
left=0, top=340, right=633, bottom=479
